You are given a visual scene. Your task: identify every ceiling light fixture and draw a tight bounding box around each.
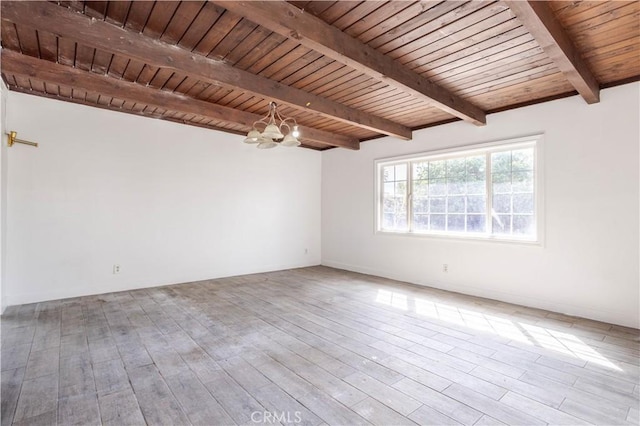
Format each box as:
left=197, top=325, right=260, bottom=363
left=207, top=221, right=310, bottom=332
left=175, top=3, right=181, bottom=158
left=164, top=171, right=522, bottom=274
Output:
left=244, top=102, right=301, bottom=149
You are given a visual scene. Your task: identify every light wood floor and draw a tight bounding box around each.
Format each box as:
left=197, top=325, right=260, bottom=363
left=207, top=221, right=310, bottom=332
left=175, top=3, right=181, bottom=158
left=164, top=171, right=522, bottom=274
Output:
left=1, top=266, right=638, bottom=425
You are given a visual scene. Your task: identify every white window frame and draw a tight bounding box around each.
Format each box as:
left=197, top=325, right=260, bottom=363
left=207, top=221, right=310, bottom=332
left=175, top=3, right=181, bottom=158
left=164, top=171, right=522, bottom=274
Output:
left=374, top=134, right=544, bottom=245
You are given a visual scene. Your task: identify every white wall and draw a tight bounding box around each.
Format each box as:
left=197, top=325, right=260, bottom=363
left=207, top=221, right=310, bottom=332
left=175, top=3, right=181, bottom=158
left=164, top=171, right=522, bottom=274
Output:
left=322, top=83, right=640, bottom=328
left=0, top=81, right=8, bottom=313
left=5, top=93, right=321, bottom=306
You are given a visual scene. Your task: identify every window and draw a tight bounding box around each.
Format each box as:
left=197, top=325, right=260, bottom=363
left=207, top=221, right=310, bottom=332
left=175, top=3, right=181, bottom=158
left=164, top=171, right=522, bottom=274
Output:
left=376, top=136, right=541, bottom=242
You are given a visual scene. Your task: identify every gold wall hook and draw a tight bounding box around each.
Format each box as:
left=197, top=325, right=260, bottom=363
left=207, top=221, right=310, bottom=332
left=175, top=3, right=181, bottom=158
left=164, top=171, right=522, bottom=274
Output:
left=7, top=131, right=38, bottom=148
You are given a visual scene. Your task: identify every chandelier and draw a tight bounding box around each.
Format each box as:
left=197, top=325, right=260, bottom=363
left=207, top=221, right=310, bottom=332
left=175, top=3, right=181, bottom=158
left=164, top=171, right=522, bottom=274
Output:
left=244, top=102, right=301, bottom=149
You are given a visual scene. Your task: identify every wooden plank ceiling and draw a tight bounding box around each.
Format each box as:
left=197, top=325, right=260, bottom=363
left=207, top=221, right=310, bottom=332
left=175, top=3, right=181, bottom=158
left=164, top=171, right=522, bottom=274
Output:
left=1, top=1, right=638, bottom=150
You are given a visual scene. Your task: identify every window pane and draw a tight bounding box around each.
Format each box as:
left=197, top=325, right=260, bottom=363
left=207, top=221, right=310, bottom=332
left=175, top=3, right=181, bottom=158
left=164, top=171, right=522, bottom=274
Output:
left=413, top=197, right=429, bottom=214
left=413, top=180, right=429, bottom=196
left=447, top=180, right=466, bottom=195
left=429, top=179, right=446, bottom=196
left=512, top=148, right=533, bottom=171
left=383, top=198, right=395, bottom=213
left=467, top=215, right=486, bottom=233
left=466, top=155, right=485, bottom=175
left=447, top=215, right=465, bottom=232
left=448, top=196, right=465, bottom=213
left=381, top=162, right=408, bottom=231
left=383, top=213, right=407, bottom=231
left=383, top=213, right=394, bottom=228
left=492, top=151, right=511, bottom=173
left=487, top=146, right=536, bottom=238
left=383, top=166, right=394, bottom=182
left=493, top=194, right=511, bottom=214
left=492, top=215, right=511, bottom=234
left=396, top=194, right=406, bottom=206
left=414, top=214, right=429, bottom=231
left=512, top=171, right=533, bottom=192
left=513, top=193, right=534, bottom=214
left=447, top=159, right=466, bottom=195
left=413, top=162, right=428, bottom=180
left=429, top=160, right=445, bottom=179
left=447, top=158, right=466, bottom=178
left=513, top=215, right=534, bottom=235
left=492, top=172, right=511, bottom=194
left=430, top=214, right=446, bottom=230
left=394, top=213, right=407, bottom=229
left=467, top=176, right=485, bottom=195
left=430, top=197, right=446, bottom=213
left=467, top=195, right=486, bottom=213
left=384, top=182, right=394, bottom=196
left=394, top=202, right=406, bottom=222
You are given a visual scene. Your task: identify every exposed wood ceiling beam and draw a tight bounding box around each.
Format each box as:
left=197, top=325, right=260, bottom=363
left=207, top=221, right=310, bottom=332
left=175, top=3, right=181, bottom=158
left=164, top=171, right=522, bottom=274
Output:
left=0, top=1, right=409, bottom=140
left=214, top=1, right=487, bottom=126
left=0, top=50, right=359, bottom=150
left=503, top=0, right=600, bottom=104
left=5, top=85, right=330, bottom=151
left=6, top=85, right=253, bottom=140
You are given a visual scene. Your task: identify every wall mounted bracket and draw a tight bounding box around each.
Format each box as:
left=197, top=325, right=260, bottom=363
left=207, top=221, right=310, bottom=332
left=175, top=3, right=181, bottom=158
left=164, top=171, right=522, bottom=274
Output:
left=7, top=131, right=38, bottom=148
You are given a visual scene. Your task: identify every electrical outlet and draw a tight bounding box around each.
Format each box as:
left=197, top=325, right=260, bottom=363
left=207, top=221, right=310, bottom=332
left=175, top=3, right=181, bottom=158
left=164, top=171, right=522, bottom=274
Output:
left=113, top=264, right=120, bottom=274
left=442, top=264, right=448, bottom=273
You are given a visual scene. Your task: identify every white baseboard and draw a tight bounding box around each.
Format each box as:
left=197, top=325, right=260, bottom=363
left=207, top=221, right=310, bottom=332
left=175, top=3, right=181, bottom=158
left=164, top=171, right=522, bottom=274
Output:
left=5, top=260, right=321, bottom=308
left=321, top=259, right=639, bottom=329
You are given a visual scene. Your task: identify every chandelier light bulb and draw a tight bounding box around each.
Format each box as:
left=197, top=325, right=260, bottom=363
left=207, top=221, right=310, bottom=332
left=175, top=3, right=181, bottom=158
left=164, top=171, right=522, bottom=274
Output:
left=281, top=133, right=301, bottom=147
left=243, top=128, right=261, bottom=144
left=261, top=123, right=284, bottom=140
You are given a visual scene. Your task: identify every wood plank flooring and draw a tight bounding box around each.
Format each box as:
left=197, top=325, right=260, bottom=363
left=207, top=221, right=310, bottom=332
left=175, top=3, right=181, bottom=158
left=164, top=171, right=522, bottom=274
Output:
left=1, top=266, right=638, bottom=425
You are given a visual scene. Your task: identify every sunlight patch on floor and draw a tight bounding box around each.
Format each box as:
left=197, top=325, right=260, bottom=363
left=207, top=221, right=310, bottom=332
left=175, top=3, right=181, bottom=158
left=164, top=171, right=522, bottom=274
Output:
left=375, top=289, right=622, bottom=371
left=375, top=289, right=408, bottom=311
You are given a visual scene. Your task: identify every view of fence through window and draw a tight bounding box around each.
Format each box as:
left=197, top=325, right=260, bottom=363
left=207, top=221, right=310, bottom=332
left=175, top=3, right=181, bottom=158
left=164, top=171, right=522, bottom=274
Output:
left=378, top=137, right=539, bottom=241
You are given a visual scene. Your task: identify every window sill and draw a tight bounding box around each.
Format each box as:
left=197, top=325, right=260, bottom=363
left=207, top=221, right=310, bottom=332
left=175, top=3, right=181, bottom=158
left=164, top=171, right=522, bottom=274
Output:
left=374, top=229, right=543, bottom=247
